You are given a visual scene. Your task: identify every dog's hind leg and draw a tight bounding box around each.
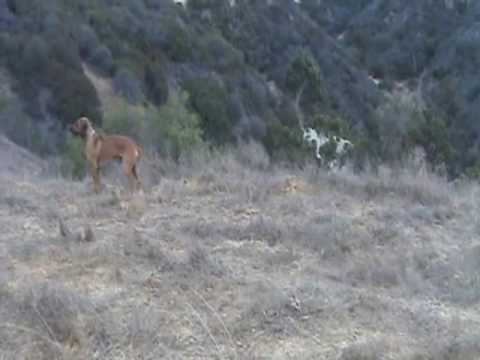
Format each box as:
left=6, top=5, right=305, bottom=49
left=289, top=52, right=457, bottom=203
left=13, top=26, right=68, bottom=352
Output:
left=123, top=160, right=140, bottom=193
left=131, top=165, right=143, bottom=192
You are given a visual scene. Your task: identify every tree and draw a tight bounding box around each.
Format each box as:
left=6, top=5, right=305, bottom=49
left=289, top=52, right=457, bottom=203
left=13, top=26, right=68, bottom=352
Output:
left=163, top=20, right=193, bottom=62
left=113, top=68, right=144, bottom=105
left=286, top=48, right=321, bottom=93
left=184, top=76, right=233, bottom=144
left=145, top=62, right=169, bottom=106
left=147, top=91, right=204, bottom=160
left=19, top=36, right=49, bottom=80
left=408, top=111, right=452, bottom=172
left=49, top=66, right=102, bottom=127
left=89, top=45, right=114, bottom=75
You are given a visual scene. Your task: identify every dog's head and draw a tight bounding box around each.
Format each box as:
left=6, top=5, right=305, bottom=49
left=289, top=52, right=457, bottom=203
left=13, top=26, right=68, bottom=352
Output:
left=69, top=117, right=92, bottom=139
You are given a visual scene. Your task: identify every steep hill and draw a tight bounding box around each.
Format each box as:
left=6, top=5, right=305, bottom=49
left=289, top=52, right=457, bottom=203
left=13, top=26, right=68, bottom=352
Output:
left=1, top=0, right=480, bottom=175
left=0, top=134, right=45, bottom=177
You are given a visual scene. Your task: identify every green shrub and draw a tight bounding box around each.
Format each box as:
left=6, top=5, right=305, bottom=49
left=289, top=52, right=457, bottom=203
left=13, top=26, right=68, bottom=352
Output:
left=370, top=89, right=423, bottom=164
left=164, top=20, right=193, bottom=62
left=48, top=66, right=102, bottom=127
left=103, top=92, right=203, bottom=160
left=263, top=112, right=305, bottom=162
left=89, top=45, right=114, bottom=75
left=19, top=35, right=49, bottom=80
left=76, top=24, right=100, bottom=58
left=146, top=91, right=204, bottom=160
left=103, top=99, right=145, bottom=138
left=60, top=136, right=86, bottom=180
left=464, top=164, right=480, bottom=180
left=408, top=111, right=452, bottom=171
left=184, top=76, right=233, bottom=144
left=286, top=48, right=321, bottom=93
left=145, top=62, right=169, bottom=106
left=113, top=67, right=144, bottom=105
left=285, top=48, right=326, bottom=113
left=312, top=113, right=350, bottom=138
left=198, top=32, right=244, bottom=73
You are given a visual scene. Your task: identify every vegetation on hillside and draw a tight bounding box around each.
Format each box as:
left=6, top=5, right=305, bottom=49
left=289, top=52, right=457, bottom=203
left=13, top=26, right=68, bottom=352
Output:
left=1, top=0, right=480, bottom=177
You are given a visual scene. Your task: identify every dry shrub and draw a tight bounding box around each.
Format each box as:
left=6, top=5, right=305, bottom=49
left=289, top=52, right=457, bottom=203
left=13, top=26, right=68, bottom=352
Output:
left=233, top=140, right=270, bottom=171
left=184, top=244, right=226, bottom=279
left=19, top=282, right=99, bottom=345
left=0, top=281, right=109, bottom=359
left=340, top=340, right=389, bottom=360
left=425, top=334, right=480, bottom=360
left=306, top=165, right=452, bottom=206
left=346, top=255, right=402, bottom=289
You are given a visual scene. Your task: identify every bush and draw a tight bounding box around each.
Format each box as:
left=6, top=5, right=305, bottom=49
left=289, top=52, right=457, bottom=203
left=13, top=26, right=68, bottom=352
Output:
left=89, top=45, right=114, bottom=75
left=19, top=35, right=49, bottom=80
left=198, top=32, right=244, bottom=73
left=76, top=24, right=100, bottom=58
left=60, top=135, right=86, bottom=180
left=103, top=99, right=145, bottom=139
left=234, top=140, right=270, bottom=171
left=263, top=110, right=305, bottom=162
left=286, top=48, right=321, bottom=93
left=102, top=91, right=203, bottom=160
left=0, top=95, right=53, bottom=155
left=146, top=91, right=204, bottom=160
left=408, top=111, right=452, bottom=173
left=113, top=67, right=144, bottom=105
left=312, top=113, right=350, bottom=138
left=373, top=89, right=418, bottom=164
left=184, top=76, right=233, bottom=144
left=163, top=20, right=193, bottom=62
left=144, top=62, right=169, bottom=106
left=48, top=66, right=102, bottom=127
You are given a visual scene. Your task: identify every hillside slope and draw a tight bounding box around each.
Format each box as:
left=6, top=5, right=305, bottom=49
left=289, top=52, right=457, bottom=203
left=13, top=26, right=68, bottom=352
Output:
left=0, top=134, right=45, bottom=177
left=1, top=146, right=480, bottom=359
left=2, top=0, right=480, bottom=176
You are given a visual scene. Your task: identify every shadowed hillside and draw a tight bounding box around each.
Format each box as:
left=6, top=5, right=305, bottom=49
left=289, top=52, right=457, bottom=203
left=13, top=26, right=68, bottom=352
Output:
left=2, top=0, right=480, bottom=176
left=1, top=143, right=480, bottom=359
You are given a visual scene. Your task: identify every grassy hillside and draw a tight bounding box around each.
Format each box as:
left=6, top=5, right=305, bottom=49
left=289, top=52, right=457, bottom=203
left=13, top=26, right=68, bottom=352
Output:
left=1, top=145, right=480, bottom=359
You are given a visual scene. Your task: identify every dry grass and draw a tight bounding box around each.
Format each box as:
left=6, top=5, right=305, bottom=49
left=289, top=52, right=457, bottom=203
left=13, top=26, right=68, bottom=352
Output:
left=1, top=142, right=480, bottom=359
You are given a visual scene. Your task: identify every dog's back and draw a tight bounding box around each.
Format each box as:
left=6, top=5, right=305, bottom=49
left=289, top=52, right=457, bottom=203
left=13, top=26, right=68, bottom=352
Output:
left=98, top=135, right=142, bottom=163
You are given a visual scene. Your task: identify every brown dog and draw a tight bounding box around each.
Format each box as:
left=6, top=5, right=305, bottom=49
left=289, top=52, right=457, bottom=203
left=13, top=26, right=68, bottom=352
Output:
left=69, top=117, right=143, bottom=193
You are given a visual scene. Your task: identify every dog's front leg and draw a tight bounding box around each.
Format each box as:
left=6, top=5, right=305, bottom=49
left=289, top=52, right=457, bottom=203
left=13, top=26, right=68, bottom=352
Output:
left=89, top=164, right=101, bottom=193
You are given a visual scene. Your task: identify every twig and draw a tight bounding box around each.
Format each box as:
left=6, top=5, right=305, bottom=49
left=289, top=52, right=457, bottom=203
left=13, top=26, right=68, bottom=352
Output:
left=191, top=289, right=238, bottom=360
left=32, top=303, right=59, bottom=345
left=183, top=299, right=223, bottom=358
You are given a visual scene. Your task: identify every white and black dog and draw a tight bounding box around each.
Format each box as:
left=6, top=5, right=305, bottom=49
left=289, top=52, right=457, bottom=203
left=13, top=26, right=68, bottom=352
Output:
left=303, top=127, right=353, bottom=170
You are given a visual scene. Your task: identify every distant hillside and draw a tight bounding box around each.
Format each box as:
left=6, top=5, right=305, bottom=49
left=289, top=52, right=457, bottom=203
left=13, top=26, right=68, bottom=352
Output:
left=1, top=0, right=480, bottom=176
